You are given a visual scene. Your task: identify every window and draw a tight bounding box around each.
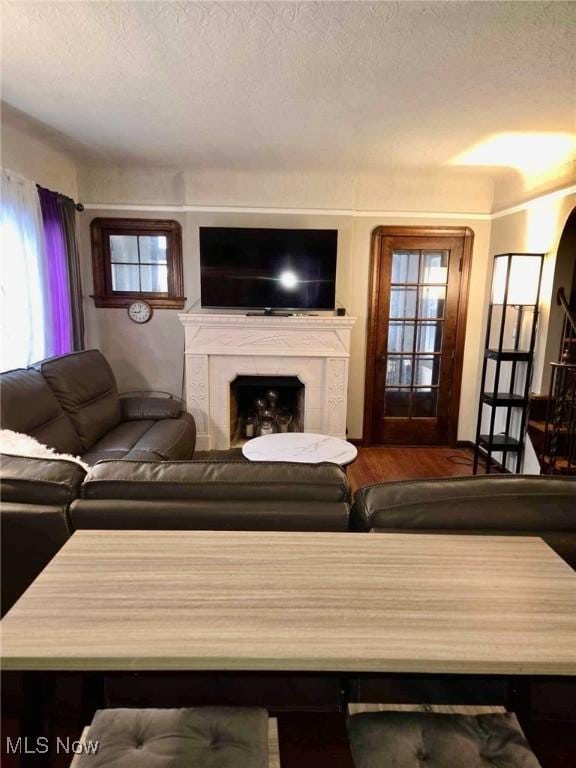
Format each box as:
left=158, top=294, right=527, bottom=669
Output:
left=90, top=218, right=185, bottom=308
left=1, top=171, right=81, bottom=371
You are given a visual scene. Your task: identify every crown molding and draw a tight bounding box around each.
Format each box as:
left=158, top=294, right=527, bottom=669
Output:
left=81, top=183, right=575, bottom=221
left=491, top=184, right=576, bottom=219
left=81, top=202, right=491, bottom=220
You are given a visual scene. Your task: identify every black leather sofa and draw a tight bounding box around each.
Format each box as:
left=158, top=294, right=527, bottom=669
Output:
left=351, top=474, right=576, bottom=569
left=0, top=349, right=196, bottom=464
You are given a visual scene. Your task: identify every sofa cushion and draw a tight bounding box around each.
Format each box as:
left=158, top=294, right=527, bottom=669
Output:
left=347, top=711, right=541, bottom=768
left=81, top=420, right=155, bottom=463
left=91, top=421, right=156, bottom=450
left=125, top=412, right=196, bottom=460
left=0, top=368, right=82, bottom=455
left=74, top=707, right=269, bottom=768
left=80, top=459, right=350, bottom=502
left=70, top=498, right=351, bottom=532
left=39, top=350, right=121, bottom=450
left=80, top=415, right=195, bottom=465
left=82, top=450, right=136, bottom=465
left=0, top=453, right=86, bottom=505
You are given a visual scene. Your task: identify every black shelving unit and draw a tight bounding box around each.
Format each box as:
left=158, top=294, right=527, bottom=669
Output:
left=473, top=253, right=544, bottom=474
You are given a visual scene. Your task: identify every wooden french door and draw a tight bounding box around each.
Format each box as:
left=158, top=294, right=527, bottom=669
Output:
left=364, top=227, right=473, bottom=445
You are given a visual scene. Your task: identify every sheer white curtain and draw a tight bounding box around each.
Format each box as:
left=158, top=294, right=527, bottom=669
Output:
left=1, top=169, right=51, bottom=371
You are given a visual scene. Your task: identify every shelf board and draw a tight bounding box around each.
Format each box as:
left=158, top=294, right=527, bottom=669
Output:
left=482, top=393, right=528, bottom=407
left=486, top=349, right=532, bottom=362
left=478, top=434, right=522, bottom=452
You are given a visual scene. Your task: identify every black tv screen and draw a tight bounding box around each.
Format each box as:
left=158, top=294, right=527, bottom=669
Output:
left=199, top=227, right=337, bottom=310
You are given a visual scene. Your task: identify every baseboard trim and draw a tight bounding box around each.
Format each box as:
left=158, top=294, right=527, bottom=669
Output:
left=350, top=440, right=474, bottom=449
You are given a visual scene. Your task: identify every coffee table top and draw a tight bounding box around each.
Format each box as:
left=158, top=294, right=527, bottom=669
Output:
left=242, top=432, right=358, bottom=465
left=2, top=531, right=575, bottom=673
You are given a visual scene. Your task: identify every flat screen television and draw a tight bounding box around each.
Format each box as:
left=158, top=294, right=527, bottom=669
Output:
left=199, top=227, right=337, bottom=311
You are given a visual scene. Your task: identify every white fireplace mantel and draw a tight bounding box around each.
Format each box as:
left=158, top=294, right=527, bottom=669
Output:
left=179, top=313, right=356, bottom=450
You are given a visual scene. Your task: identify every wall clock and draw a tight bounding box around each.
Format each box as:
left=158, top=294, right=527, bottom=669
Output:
left=127, top=300, right=153, bottom=324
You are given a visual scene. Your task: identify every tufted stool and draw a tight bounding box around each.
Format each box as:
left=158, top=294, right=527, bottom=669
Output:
left=347, top=711, right=542, bottom=768
left=73, top=707, right=270, bottom=767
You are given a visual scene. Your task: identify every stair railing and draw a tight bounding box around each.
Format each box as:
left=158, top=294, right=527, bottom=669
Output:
left=542, top=288, right=576, bottom=474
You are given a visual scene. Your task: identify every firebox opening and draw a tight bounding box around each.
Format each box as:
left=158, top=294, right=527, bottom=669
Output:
left=230, top=375, right=305, bottom=446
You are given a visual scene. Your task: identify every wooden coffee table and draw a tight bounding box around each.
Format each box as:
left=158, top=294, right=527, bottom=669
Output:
left=242, top=432, right=358, bottom=465
left=2, top=530, right=575, bottom=674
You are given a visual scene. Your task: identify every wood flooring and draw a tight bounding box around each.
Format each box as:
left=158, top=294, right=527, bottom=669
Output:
left=347, top=445, right=475, bottom=493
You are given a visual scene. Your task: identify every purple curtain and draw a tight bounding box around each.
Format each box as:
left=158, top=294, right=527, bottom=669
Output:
left=37, top=186, right=74, bottom=356
left=58, top=194, right=85, bottom=350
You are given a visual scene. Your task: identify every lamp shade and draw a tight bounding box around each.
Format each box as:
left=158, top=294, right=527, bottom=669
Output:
left=491, top=253, right=543, bottom=305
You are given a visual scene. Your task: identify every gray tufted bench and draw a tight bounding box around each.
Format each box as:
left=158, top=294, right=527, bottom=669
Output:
left=347, top=711, right=542, bottom=768
left=72, top=707, right=270, bottom=767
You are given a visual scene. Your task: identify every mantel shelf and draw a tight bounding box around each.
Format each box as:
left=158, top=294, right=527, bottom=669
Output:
left=178, top=312, right=356, bottom=329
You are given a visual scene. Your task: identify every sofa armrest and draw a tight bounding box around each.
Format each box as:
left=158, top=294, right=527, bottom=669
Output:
left=1, top=502, right=71, bottom=616
left=120, top=395, right=183, bottom=421
left=0, top=453, right=86, bottom=505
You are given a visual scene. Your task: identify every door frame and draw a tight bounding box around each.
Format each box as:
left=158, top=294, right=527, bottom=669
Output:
left=363, top=225, right=474, bottom=446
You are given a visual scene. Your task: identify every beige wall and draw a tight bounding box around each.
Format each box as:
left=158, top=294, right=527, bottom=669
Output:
left=78, top=166, right=495, bottom=213
left=489, top=192, right=576, bottom=394
left=78, top=206, right=492, bottom=440
left=1, top=105, right=79, bottom=199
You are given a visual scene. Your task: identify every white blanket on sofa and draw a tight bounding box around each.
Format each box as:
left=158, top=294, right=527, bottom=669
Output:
left=0, top=429, right=89, bottom=471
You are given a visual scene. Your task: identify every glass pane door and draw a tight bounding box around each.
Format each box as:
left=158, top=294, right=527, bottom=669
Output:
left=383, top=250, right=447, bottom=419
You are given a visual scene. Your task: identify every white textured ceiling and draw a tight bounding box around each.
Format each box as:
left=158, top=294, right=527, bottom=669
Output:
left=1, top=1, right=575, bottom=173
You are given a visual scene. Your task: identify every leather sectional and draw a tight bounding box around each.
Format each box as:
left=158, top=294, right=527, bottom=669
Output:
left=1, top=348, right=575, bottom=619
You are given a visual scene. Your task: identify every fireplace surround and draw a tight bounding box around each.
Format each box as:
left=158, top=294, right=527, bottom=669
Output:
left=179, top=313, right=356, bottom=450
